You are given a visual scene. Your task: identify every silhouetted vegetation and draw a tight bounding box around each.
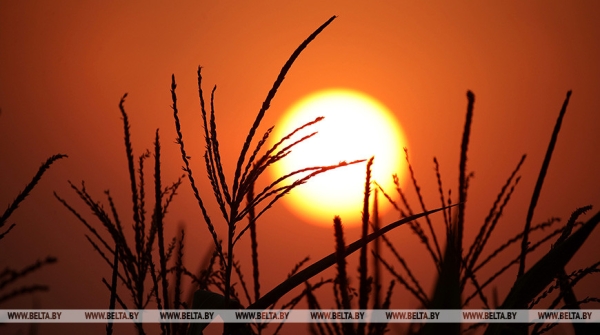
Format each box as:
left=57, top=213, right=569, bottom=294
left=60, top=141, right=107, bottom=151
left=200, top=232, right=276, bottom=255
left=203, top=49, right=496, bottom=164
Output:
left=4, top=14, right=598, bottom=335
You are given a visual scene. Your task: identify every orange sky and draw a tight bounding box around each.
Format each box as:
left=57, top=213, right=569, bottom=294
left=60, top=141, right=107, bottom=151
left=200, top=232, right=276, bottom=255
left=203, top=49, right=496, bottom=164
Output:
left=1, top=2, right=599, bottom=334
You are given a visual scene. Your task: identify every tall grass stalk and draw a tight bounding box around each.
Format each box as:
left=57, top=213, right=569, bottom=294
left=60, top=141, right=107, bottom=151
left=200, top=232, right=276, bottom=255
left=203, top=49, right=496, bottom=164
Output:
left=47, top=13, right=600, bottom=335
left=357, top=157, right=374, bottom=335
left=56, top=94, right=203, bottom=335
left=173, top=16, right=455, bottom=334
left=371, top=89, right=598, bottom=335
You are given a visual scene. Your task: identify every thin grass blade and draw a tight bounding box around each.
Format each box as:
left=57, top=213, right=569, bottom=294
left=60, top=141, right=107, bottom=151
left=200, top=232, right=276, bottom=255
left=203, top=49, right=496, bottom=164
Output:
left=247, top=204, right=457, bottom=310
left=518, top=91, right=572, bottom=278
left=484, top=210, right=600, bottom=335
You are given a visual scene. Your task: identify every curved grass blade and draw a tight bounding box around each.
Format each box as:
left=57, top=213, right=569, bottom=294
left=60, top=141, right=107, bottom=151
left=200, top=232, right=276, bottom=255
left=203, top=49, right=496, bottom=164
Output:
left=484, top=210, right=600, bottom=335
left=518, top=91, right=572, bottom=278
left=247, top=204, right=457, bottom=311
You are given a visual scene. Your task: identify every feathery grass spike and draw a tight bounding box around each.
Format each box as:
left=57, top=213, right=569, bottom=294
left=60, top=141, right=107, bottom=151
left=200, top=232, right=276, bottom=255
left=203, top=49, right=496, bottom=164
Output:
left=358, top=157, right=374, bottom=318
left=457, top=90, right=475, bottom=261
left=231, top=15, right=337, bottom=200
left=171, top=74, right=225, bottom=266
left=1, top=153, right=67, bottom=228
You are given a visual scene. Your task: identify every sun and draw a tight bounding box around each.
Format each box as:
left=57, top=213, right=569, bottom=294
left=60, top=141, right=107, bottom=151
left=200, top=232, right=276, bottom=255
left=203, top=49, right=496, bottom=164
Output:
left=270, top=88, right=408, bottom=227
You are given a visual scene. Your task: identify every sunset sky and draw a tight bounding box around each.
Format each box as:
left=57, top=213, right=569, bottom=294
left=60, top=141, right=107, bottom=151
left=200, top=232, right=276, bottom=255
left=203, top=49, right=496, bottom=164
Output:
left=1, top=2, right=599, bottom=334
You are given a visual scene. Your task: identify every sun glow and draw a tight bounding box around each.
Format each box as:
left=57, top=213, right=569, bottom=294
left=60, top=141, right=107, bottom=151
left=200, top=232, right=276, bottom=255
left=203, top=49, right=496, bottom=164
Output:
left=271, top=89, right=408, bottom=227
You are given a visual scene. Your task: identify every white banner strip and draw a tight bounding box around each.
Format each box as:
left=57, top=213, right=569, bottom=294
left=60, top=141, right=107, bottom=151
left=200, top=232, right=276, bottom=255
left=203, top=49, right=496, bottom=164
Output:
left=1, top=309, right=599, bottom=323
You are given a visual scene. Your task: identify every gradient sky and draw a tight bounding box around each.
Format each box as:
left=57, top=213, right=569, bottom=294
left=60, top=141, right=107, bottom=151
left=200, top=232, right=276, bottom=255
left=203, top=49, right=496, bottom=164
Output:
left=1, top=2, right=599, bottom=334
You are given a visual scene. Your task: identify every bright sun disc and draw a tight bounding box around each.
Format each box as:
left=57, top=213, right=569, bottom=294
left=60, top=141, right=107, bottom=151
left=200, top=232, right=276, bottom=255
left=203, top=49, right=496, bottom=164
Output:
left=271, top=89, right=408, bottom=227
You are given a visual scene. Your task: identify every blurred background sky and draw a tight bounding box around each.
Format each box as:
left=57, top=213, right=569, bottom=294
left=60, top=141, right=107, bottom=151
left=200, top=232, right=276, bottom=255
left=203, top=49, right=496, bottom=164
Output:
left=1, top=1, right=599, bottom=334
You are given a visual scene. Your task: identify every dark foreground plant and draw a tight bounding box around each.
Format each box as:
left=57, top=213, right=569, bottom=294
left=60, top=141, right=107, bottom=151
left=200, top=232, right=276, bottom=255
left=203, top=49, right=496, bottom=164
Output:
left=55, top=96, right=209, bottom=335
left=51, top=13, right=599, bottom=335
left=52, top=15, right=453, bottom=335
left=361, top=90, right=600, bottom=335
left=302, top=158, right=397, bottom=335
left=173, top=15, right=455, bottom=335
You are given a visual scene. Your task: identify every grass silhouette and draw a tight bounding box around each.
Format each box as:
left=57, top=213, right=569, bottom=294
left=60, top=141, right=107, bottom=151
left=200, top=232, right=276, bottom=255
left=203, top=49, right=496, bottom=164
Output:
left=12, top=14, right=593, bottom=335
left=54, top=98, right=194, bottom=335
